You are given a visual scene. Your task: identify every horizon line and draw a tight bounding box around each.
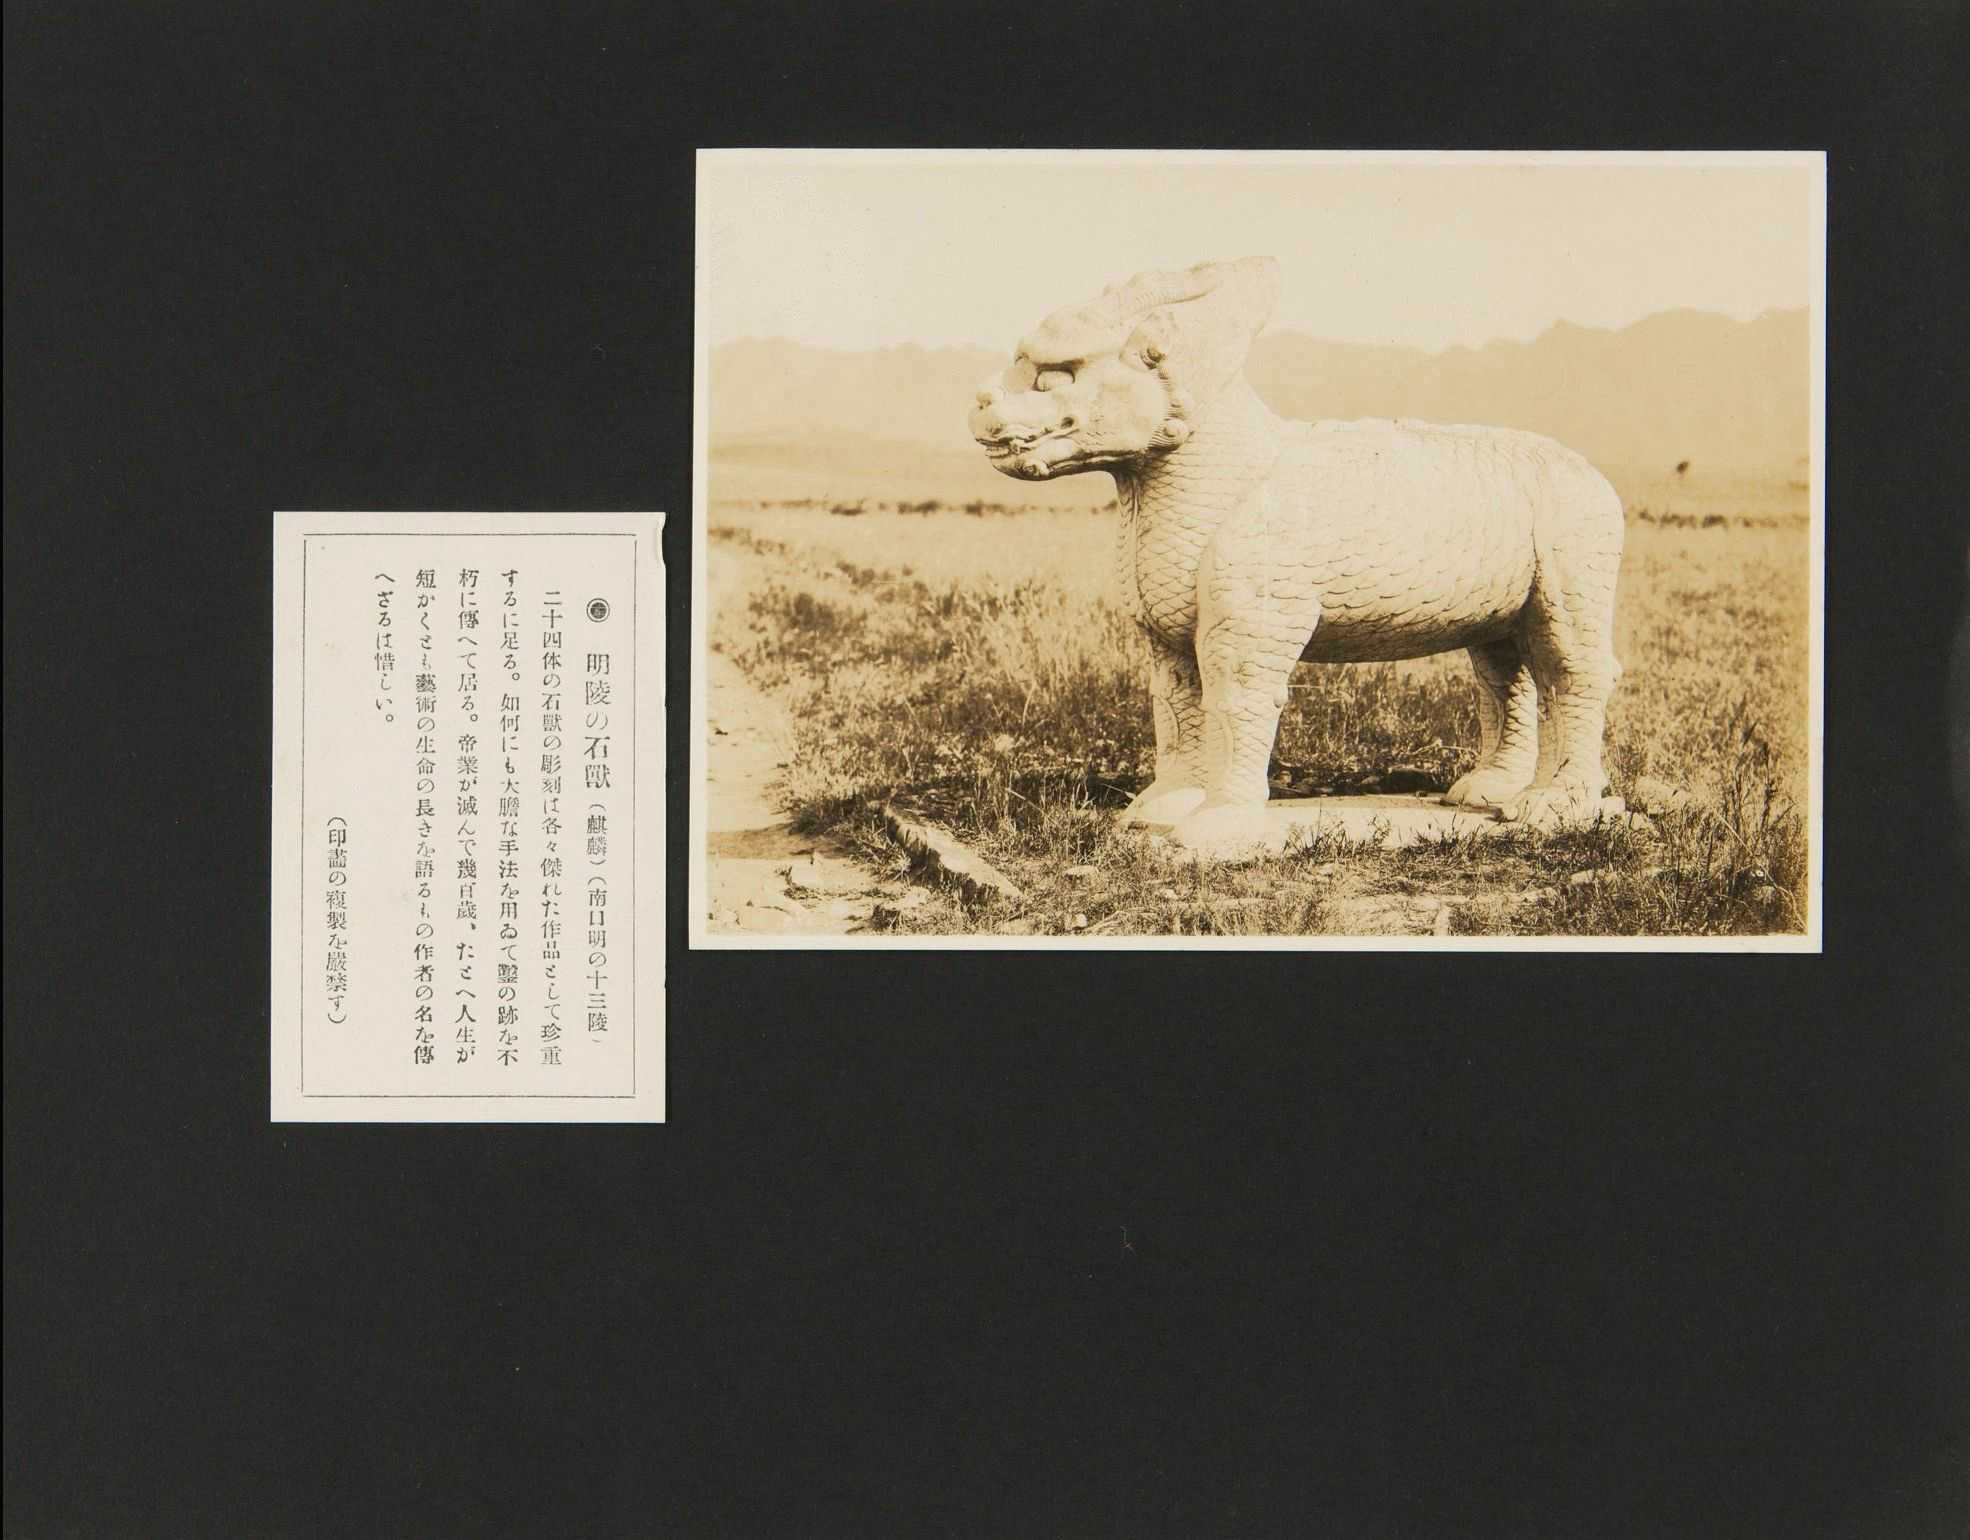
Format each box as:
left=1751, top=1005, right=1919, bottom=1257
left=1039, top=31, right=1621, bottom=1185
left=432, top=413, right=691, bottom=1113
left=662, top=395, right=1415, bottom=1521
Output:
left=709, top=302, right=1810, bottom=361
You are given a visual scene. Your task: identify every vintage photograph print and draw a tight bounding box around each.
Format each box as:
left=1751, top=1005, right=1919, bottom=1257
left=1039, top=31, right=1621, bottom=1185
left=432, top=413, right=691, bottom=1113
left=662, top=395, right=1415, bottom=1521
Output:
left=691, top=150, right=1824, bottom=949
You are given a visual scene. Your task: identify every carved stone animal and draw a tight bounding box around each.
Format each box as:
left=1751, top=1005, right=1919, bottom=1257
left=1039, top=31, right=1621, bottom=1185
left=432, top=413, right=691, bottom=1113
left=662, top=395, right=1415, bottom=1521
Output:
left=968, top=257, right=1624, bottom=855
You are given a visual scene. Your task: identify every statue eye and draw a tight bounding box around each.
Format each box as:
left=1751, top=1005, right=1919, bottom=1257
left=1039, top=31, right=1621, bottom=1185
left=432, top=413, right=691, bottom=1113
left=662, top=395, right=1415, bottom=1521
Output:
left=1034, top=368, right=1073, bottom=392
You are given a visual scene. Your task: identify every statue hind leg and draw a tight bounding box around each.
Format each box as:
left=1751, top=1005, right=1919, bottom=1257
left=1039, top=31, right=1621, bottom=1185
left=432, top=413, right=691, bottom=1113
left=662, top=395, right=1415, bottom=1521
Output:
left=1443, top=637, right=1540, bottom=809
left=1498, top=511, right=1623, bottom=826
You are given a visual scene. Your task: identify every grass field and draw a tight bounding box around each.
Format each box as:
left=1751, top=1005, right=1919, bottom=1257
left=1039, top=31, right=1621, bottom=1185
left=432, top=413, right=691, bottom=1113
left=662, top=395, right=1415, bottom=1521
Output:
left=707, top=471, right=1813, bottom=938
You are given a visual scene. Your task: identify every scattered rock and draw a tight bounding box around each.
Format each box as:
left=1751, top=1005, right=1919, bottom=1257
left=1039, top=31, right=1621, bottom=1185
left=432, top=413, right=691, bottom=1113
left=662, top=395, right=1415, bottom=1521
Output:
left=736, top=897, right=816, bottom=932
left=1063, top=864, right=1099, bottom=881
left=871, top=888, right=932, bottom=927
left=1629, top=776, right=1695, bottom=817
left=783, top=854, right=826, bottom=893
left=1066, top=912, right=1089, bottom=931
left=1324, top=895, right=1418, bottom=931
left=1156, top=887, right=1182, bottom=901
left=881, top=805, right=1026, bottom=904
left=1566, top=870, right=1599, bottom=889
left=821, top=897, right=876, bottom=922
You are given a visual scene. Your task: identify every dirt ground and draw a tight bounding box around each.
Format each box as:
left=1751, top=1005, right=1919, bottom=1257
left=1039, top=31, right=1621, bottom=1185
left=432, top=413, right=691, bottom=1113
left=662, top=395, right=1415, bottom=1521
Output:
left=702, top=648, right=890, bottom=935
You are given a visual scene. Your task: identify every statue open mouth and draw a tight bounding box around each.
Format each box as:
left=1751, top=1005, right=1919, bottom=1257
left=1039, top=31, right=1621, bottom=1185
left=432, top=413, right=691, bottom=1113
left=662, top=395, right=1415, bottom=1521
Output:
left=980, top=429, right=1079, bottom=478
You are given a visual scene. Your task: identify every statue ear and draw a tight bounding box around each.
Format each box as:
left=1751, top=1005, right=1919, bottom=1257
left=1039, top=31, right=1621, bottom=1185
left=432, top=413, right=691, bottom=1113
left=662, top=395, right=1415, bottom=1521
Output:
left=1123, top=309, right=1180, bottom=371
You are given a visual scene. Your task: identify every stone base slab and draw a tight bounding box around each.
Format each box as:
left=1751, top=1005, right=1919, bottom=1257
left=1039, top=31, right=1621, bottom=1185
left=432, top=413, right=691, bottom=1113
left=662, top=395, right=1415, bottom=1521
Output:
left=1244, top=793, right=1637, bottom=852
left=1259, top=794, right=1518, bottom=851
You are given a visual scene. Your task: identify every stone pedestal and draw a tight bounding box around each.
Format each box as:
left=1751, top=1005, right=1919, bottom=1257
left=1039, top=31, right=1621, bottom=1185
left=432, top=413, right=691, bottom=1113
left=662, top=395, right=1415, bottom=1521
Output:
left=1257, top=794, right=1519, bottom=852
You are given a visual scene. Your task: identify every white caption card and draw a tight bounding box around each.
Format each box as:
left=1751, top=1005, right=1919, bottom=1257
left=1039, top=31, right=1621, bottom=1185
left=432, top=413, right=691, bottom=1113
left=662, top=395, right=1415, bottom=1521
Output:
left=272, top=513, right=664, bottom=1122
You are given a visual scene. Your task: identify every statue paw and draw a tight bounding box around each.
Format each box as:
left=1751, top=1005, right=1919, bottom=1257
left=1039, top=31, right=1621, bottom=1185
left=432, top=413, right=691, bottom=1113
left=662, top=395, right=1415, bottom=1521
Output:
left=1168, top=802, right=1268, bottom=858
left=1496, top=781, right=1618, bottom=829
left=1442, top=768, right=1532, bottom=809
left=1119, top=782, right=1207, bottom=829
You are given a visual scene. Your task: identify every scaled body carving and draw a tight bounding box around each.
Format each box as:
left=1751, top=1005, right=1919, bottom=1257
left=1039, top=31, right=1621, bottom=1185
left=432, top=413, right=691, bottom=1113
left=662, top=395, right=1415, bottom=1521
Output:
left=969, top=257, right=1624, bottom=854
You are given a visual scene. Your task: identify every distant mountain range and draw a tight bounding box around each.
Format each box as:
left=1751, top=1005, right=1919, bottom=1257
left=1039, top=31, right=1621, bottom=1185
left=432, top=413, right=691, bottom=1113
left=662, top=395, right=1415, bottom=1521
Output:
left=709, top=307, right=1809, bottom=481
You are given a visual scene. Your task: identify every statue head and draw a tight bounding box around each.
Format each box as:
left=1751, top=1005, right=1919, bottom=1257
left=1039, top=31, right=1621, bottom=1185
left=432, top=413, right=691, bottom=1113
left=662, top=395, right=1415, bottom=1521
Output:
left=968, top=257, right=1278, bottom=480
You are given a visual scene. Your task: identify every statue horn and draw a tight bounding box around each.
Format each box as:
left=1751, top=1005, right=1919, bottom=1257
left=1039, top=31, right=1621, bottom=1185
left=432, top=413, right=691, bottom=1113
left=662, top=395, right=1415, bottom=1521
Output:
left=1113, top=267, right=1220, bottom=314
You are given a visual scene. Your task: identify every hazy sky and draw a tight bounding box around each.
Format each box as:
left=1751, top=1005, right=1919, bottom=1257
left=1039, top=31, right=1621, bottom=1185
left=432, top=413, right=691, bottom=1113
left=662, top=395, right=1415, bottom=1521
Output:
left=698, top=151, right=1822, bottom=355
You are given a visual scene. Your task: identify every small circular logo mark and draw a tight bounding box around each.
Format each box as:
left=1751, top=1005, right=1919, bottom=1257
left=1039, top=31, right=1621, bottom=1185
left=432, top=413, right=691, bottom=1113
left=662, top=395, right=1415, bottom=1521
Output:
left=586, top=598, right=610, bottom=622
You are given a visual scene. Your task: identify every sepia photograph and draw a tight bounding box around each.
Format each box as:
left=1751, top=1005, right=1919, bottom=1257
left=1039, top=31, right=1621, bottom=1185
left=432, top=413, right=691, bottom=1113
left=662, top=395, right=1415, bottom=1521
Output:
left=692, top=150, right=1824, bottom=948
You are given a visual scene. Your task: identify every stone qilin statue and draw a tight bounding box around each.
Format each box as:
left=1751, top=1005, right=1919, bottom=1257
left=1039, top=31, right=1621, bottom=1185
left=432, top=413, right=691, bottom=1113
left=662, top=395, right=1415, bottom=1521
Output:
left=969, top=257, right=1625, bottom=855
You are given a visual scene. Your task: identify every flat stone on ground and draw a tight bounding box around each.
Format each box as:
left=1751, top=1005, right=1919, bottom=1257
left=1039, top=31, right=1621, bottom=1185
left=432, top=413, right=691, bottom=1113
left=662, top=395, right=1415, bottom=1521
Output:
left=1261, top=794, right=1523, bottom=851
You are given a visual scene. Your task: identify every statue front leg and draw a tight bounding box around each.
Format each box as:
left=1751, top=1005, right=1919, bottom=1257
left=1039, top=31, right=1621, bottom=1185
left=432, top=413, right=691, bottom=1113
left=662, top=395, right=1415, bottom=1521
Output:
left=1119, top=632, right=1208, bottom=828
left=1169, top=600, right=1323, bottom=858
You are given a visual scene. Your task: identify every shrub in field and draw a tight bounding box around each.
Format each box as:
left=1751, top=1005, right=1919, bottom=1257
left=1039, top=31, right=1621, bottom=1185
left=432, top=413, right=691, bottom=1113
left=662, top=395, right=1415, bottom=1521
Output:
left=1275, top=659, right=1480, bottom=789
left=739, top=565, right=1154, bottom=835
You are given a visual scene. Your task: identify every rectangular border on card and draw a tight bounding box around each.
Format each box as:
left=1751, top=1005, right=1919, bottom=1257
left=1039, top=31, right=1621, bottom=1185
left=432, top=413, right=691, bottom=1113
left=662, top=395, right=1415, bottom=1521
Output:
left=272, top=511, right=666, bottom=1121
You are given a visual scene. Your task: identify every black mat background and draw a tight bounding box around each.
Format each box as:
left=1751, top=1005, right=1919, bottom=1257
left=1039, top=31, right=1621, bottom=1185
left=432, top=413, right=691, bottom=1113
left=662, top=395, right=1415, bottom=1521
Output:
left=6, top=3, right=1967, bottom=1535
